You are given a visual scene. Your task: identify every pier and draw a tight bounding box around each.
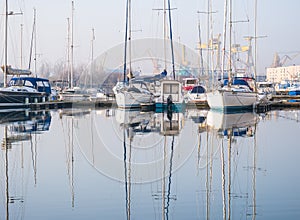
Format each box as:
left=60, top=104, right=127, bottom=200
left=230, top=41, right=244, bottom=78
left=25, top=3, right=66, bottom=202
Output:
left=0, top=94, right=300, bottom=112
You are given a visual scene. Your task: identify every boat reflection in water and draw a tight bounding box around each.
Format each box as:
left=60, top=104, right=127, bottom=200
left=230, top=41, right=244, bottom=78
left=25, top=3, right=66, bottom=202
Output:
left=75, top=107, right=200, bottom=218
left=0, top=109, right=51, bottom=220
left=1, top=110, right=51, bottom=147
left=1, top=107, right=298, bottom=219
left=201, top=110, right=259, bottom=219
left=207, top=110, right=258, bottom=137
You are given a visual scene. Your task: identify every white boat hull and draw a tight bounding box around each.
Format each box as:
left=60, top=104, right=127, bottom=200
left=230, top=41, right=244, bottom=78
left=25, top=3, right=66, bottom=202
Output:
left=206, top=90, right=257, bottom=111
left=115, top=91, right=153, bottom=108
left=185, top=93, right=207, bottom=104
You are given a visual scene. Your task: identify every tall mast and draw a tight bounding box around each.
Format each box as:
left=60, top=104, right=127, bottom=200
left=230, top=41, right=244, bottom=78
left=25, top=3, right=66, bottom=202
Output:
left=34, top=8, right=37, bottom=74
left=254, top=0, right=258, bottom=79
left=163, top=0, right=167, bottom=70
left=206, top=0, right=210, bottom=87
left=197, top=20, right=204, bottom=77
left=3, top=1, right=22, bottom=86
left=20, top=24, right=23, bottom=69
left=228, top=0, right=232, bottom=85
left=221, top=0, right=228, bottom=81
left=29, top=8, right=37, bottom=73
left=91, top=28, right=95, bottom=61
left=67, top=18, right=71, bottom=86
left=90, top=28, right=95, bottom=88
left=70, top=1, right=74, bottom=89
left=209, top=0, right=214, bottom=87
left=128, top=0, right=132, bottom=77
left=167, top=0, right=175, bottom=80
left=123, top=0, right=129, bottom=82
left=4, top=0, right=8, bottom=87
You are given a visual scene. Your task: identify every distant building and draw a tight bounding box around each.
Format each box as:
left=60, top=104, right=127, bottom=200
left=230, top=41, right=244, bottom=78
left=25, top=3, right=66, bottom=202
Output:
left=266, top=65, right=300, bottom=83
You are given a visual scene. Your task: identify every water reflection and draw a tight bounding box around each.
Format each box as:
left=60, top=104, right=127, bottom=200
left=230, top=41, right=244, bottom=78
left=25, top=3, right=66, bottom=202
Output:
left=205, top=110, right=259, bottom=219
left=76, top=108, right=197, bottom=184
left=73, top=108, right=264, bottom=219
left=0, top=108, right=299, bottom=219
left=0, top=110, right=51, bottom=220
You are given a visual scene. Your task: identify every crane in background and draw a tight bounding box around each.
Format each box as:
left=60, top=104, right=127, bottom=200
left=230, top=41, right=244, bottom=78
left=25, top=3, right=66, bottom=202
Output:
left=271, top=51, right=300, bottom=67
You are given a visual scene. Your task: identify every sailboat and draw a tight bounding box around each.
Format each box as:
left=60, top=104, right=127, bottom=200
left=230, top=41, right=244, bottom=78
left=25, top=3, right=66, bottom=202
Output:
left=206, top=0, right=257, bottom=111
left=58, top=1, right=91, bottom=102
left=0, top=5, right=52, bottom=105
left=113, top=0, right=153, bottom=109
left=155, top=0, right=185, bottom=111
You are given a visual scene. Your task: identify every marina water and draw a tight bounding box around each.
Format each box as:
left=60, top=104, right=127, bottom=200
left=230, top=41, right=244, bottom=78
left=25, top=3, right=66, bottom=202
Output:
left=0, top=107, right=299, bottom=219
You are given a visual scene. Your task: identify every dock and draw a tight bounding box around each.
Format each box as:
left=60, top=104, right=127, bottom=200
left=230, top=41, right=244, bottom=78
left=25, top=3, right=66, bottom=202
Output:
left=0, top=99, right=116, bottom=111
left=0, top=94, right=300, bottom=112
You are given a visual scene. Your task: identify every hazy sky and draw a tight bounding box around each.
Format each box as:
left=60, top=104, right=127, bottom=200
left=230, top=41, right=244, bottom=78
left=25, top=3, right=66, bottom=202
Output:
left=1, top=0, right=300, bottom=75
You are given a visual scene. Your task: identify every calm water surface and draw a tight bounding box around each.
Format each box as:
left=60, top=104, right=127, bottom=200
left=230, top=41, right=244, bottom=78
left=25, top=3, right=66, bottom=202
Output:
left=0, top=108, right=299, bottom=219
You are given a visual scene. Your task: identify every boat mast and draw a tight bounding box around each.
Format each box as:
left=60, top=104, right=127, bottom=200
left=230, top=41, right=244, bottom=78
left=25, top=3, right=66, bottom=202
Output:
left=34, top=8, right=37, bottom=74
left=123, top=0, right=129, bottom=83
left=90, top=28, right=95, bottom=88
left=20, top=24, right=23, bottom=69
left=228, top=0, right=232, bottom=85
left=70, top=0, right=74, bottom=89
left=209, top=0, right=214, bottom=88
left=254, top=0, right=257, bottom=80
left=163, top=0, right=167, bottom=71
left=128, top=0, right=132, bottom=79
left=67, top=18, right=71, bottom=87
left=3, top=1, right=22, bottom=86
left=221, top=0, right=228, bottom=82
left=197, top=20, right=204, bottom=78
left=4, top=0, right=8, bottom=87
left=28, top=8, right=37, bottom=73
left=167, top=0, right=175, bottom=80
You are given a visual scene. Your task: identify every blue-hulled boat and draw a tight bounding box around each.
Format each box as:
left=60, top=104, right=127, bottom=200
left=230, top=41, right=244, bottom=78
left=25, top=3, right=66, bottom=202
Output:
left=0, top=76, right=51, bottom=104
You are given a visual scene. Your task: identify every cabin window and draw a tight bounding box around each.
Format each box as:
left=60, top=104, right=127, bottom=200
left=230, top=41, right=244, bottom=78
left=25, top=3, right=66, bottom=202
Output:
left=186, top=79, right=197, bottom=85
left=163, top=84, right=179, bottom=94
left=24, top=80, right=34, bottom=87
left=37, top=81, right=46, bottom=91
left=10, top=79, right=24, bottom=86
left=43, top=81, right=50, bottom=87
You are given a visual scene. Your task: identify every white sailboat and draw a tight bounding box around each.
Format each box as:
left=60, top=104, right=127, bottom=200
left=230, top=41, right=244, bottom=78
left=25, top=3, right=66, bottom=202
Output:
left=113, top=0, right=153, bottom=108
left=206, top=85, right=257, bottom=111
left=206, top=0, right=257, bottom=111
left=58, top=1, right=91, bottom=102
left=113, top=81, right=153, bottom=108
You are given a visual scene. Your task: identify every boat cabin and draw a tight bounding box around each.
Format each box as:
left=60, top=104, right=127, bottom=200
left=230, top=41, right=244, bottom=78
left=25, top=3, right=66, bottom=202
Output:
left=257, top=82, right=275, bottom=94
left=160, top=80, right=183, bottom=104
left=182, top=77, right=198, bottom=91
left=9, top=77, right=52, bottom=95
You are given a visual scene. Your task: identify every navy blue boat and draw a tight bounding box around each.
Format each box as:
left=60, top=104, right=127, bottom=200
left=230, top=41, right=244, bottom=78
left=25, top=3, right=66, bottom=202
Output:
left=0, top=76, right=52, bottom=104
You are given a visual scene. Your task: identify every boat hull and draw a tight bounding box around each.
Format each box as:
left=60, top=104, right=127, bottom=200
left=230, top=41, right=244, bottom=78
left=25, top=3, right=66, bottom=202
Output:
left=155, top=102, right=185, bottom=112
left=206, top=90, right=257, bottom=112
left=115, top=91, right=153, bottom=108
left=0, top=90, right=47, bottom=104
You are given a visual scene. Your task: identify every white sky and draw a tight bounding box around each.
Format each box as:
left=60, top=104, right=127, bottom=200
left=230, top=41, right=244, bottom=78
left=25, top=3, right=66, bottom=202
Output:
left=1, top=0, right=300, bottom=75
